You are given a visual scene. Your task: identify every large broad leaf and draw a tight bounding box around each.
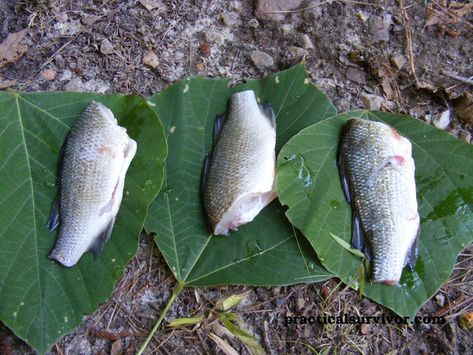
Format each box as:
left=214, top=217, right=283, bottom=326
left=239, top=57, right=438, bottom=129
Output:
left=145, top=64, right=336, bottom=286
left=0, top=92, right=166, bottom=353
left=276, top=110, right=473, bottom=318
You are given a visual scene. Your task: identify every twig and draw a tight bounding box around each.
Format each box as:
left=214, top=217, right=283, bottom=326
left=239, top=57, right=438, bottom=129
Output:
left=441, top=70, right=473, bottom=86
left=137, top=284, right=184, bottom=355
left=398, top=0, right=418, bottom=82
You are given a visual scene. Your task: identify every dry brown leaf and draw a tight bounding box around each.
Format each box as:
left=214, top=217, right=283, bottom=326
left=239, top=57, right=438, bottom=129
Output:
left=454, top=92, right=473, bottom=125
left=0, top=29, right=29, bottom=68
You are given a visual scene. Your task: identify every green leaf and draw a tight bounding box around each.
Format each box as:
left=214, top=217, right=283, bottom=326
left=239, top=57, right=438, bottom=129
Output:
left=168, top=316, right=204, bottom=327
left=0, top=92, right=166, bottom=353
left=145, top=64, right=336, bottom=286
left=276, top=110, right=473, bottom=318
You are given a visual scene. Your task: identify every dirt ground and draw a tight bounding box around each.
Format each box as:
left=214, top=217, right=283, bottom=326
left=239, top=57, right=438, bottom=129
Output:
left=1, top=0, right=472, bottom=354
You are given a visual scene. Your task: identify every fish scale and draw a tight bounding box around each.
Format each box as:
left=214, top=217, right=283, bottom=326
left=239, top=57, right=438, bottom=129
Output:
left=339, top=118, right=419, bottom=285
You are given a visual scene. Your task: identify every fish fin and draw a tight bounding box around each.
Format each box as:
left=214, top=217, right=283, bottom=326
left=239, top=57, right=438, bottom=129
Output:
left=89, top=217, right=115, bottom=258
left=337, top=149, right=352, bottom=204
left=213, top=114, right=226, bottom=143
left=405, top=228, right=419, bottom=270
left=351, top=210, right=372, bottom=261
left=200, top=153, right=211, bottom=204
left=258, top=103, right=276, bottom=127
left=47, top=194, right=60, bottom=232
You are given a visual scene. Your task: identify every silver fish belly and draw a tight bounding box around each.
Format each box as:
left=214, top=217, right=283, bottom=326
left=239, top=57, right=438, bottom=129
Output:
left=202, top=90, right=277, bottom=235
left=338, top=118, right=419, bottom=285
left=48, top=101, right=137, bottom=267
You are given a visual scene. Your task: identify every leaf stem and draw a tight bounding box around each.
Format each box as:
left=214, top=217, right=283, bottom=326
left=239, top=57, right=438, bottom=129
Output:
left=137, top=283, right=184, bottom=355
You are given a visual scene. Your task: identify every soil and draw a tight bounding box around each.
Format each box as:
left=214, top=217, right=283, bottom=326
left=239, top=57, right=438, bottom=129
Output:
left=1, top=0, right=472, bottom=354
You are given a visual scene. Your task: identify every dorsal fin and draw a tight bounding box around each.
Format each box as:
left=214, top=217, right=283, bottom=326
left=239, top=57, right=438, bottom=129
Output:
left=258, top=103, right=276, bottom=127
left=405, top=228, right=419, bottom=270
left=47, top=195, right=60, bottom=232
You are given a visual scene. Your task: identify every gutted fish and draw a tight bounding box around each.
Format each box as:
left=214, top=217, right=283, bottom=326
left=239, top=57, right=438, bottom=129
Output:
left=47, top=101, right=137, bottom=267
left=338, top=118, right=419, bottom=285
left=202, top=90, right=277, bottom=235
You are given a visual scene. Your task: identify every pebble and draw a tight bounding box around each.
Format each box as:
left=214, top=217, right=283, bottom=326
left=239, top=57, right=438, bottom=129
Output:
left=54, top=54, right=65, bottom=69
left=360, top=323, right=371, bottom=335
left=100, top=38, right=114, bottom=55
left=220, top=12, right=240, bottom=27
left=250, top=50, right=274, bottom=69
left=433, top=110, right=451, bottom=129
left=139, top=0, right=167, bottom=13
left=369, top=14, right=392, bottom=43
left=435, top=293, right=446, bottom=307
left=40, top=69, right=57, bottom=81
left=346, top=67, right=366, bottom=84
left=390, top=54, right=406, bottom=70
left=361, top=93, right=384, bottom=110
left=143, top=51, right=159, bottom=68
left=288, top=46, right=308, bottom=60
left=248, top=18, right=259, bottom=28
left=299, top=33, right=314, bottom=50
left=64, top=78, right=86, bottom=92
left=255, top=0, right=303, bottom=21
left=281, top=24, right=293, bottom=35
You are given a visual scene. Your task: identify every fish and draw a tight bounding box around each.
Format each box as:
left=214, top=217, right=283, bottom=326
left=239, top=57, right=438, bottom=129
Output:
left=47, top=101, right=137, bottom=267
left=337, top=118, right=419, bottom=285
left=201, top=90, right=277, bottom=235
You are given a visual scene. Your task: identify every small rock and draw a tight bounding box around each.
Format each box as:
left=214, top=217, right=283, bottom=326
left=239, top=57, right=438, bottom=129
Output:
left=59, top=69, right=72, bottom=81
left=288, top=46, right=308, bottom=60
left=81, top=14, right=101, bottom=26
left=248, top=18, right=259, bottom=28
left=111, top=339, right=123, bottom=355
left=361, top=93, right=384, bottom=110
left=64, top=78, right=86, bottom=92
left=360, top=323, right=371, bottom=335
left=100, top=38, right=114, bottom=55
left=369, top=14, right=392, bottom=43
left=346, top=67, right=366, bottom=84
left=459, top=312, right=473, bottom=330
left=357, top=11, right=369, bottom=22
left=435, top=293, right=446, bottom=307
left=139, top=0, right=167, bottom=13
left=40, top=69, right=57, bottom=81
left=424, top=113, right=432, bottom=124
left=220, top=12, right=240, bottom=27
left=433, top=110, right=451, bottom=129
left=54, top=54, right=65, bottom=69
left=205, top=30, right=226, bottom=46
left=281, top=24, right=293, bottom=35
left=250, top=50, right=274, bottom=69
left=255, top=0, right=303, bottom=21
left=54, top=19, right=83, bottom=36
left=143, top=51, right=159, bottom=68
left=390, top=54, right=406, bottom=70
left=299, top=33, right=314, bottom=50
left=296, top=297, right=306, bottom=310
left=195, top=62, right=204, bottom=71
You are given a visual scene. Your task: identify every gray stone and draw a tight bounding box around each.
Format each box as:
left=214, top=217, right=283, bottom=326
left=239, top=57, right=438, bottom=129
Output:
left=100, top=38, right=114, bottom=55
left=255, top=0, right=303, bottom=21
left=250, top=50, right=274, bottom=69
left=288, top=46, right=308, bottom=60
left=346, top=67, right=366, bottom=84
left=220, top=12, right=240, bottom=27
left=361, top=93, right=384, bottom=110
left=390, top=54, right=406, bottom=70
left=433, top=110, right=451, bottom=129
left=299, top=34, right=314, bottom=50
left=369, top=14, right=392, bottom=43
